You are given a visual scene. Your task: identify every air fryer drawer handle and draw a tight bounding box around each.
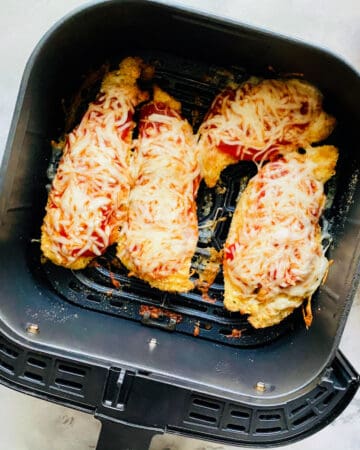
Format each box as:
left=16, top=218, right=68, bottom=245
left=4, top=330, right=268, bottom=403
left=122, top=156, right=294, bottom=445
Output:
left=96, top=419, right=161, bottom=450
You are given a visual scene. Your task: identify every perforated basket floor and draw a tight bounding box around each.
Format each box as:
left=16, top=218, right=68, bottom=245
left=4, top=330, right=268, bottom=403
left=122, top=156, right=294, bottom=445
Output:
left=38, top=51, right=336, bottom=348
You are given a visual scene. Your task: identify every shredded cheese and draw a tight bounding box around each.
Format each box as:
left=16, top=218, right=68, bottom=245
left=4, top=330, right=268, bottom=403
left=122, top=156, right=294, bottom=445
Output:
left=224, top=155, right=330, bottom=326
left=117, top=103, right=200, bottom=286
left=198, top=78, right=335, bottom=186
left=41, top=58, right=147, bottom=269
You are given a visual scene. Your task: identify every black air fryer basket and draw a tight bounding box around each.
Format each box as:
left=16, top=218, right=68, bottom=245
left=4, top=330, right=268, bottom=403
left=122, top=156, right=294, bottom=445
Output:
left=1, top=1, right=360, bottom=449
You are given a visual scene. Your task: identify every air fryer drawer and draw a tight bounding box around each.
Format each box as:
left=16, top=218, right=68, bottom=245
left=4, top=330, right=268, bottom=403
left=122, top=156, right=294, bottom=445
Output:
left=0, top=1, right=359, bottom=448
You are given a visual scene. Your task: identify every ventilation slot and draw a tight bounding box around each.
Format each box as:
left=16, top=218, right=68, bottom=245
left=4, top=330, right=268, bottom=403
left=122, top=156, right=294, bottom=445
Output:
left=290, top=403, right=307, bottom=416
left=225, top=424, right=246, bottom=432
left=198, top=321, right=212, bottom=331
left=221, top=404, right=252, bottom=435
left=55, top=378, right=83, bottom=391
left=167, top=297, right=208, bottom=312
left=186, top=395, right=223, bottom=428
left=87, top=294, right=102, bottom=303
left=68, top=281, right=82, bottom=292
left=292, top=411, right=316, bottom=427
left=254, top=409, right=285, bottom=434
left=138, top=370, right=151, bottom=376
left=313, top=388, right=326, bottom=400
left=58, top=364, right=86, bottom=377
left=231, top=410, right=250, bottom=419
left=212, top=308, right=229, bottom=318
left=23, top=371, right=43, bottom=384
left=188, top=412, right=217, bottom=424
left=213, top=308, right=228, bottom=317
left=219, top=328, right=233, bottom=336
left=110, top=299, right=124, bottom=308
left=192, top=398, right=220, bottom=410
left=259, top=414, right=281, bottom=420
left=256, top=427, right=282, bottom=434
left=0, top=345, right=19, bottom=359
left=28, top=358, right=46, bottom=369
left=0, top=359, right=14, bottom=373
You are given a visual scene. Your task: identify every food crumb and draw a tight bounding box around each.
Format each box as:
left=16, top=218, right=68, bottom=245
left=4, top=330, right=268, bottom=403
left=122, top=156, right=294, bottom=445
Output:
left=193, top=322, right=200, bottom=337
left=109, top=271, right=121, bottom=288
left=226, top=328, right=245, bottom=338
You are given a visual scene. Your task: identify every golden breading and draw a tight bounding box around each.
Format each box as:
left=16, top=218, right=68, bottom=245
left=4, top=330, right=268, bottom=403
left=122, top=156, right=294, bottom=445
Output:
left=199, top=149, right=238, bottom=189
left=41, top=57, right=148, bottom=270
left=117, top=86, right=199, bottom=292
left=295, top=144, right=338, bottom=183
left=142, top=267, right=194, bottom=293
left=197, top=78, right=336, bottom=187
left=223, top=145, right=338, bottom=328
left=41, top=234, right=93, bottom=270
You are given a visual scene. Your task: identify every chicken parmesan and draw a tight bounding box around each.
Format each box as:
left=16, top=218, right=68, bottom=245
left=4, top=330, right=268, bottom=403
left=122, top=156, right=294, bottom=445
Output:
left=41, top=57, right=148, bottom=269
left=117, top=86, right=200, bottom=292
left=223, top=145, right=338, bottom=328
left=197, top=78, right=336, bottom=187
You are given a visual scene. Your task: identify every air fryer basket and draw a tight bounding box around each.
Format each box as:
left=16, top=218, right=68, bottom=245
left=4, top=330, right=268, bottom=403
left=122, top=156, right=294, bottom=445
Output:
left=0, top=1, right=359, bottom=448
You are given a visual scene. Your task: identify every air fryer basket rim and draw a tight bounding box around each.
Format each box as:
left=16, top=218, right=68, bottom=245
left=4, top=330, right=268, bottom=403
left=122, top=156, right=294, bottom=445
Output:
left=0, top=0, right=359, bottom=423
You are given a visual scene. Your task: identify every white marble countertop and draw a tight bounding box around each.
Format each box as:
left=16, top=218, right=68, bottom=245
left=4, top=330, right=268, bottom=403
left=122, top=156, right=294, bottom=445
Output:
left=0, top=1, right=359, bottom=449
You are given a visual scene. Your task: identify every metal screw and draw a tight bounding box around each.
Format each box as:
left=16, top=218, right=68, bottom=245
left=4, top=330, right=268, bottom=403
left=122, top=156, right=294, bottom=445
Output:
left=255, top=381, right=266, bottom=392
left=26, top=323, right=40, bottom=335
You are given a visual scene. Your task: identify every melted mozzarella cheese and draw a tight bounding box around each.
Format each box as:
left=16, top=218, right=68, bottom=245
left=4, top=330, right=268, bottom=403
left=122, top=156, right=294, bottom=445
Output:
left=41, top=58, right=146, bottom=269
left=198, top=78, right=335, bottom=186
left=117, top=107, right=199, bottom=285
left=225, top=156, right=328, bottom=310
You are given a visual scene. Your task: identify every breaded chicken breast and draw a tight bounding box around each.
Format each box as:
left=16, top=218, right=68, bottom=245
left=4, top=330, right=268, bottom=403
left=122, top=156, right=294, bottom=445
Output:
left=223, top=145, right=338, bottom=328
left=197, top=78, right=336, bottom=187
left=41, top=57, right=148, bottom=269
left=117, top=86, right=200, bottom=292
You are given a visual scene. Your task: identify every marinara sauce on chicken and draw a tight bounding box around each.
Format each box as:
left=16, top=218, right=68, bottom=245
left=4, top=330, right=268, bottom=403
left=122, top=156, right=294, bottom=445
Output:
left=117, top=86, right=200, bottom=292
left=41, top=57, right=148, bottom=269
left=197, top=78, right=335, bottom=187
left=223, top=145, right=338, bottom=328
